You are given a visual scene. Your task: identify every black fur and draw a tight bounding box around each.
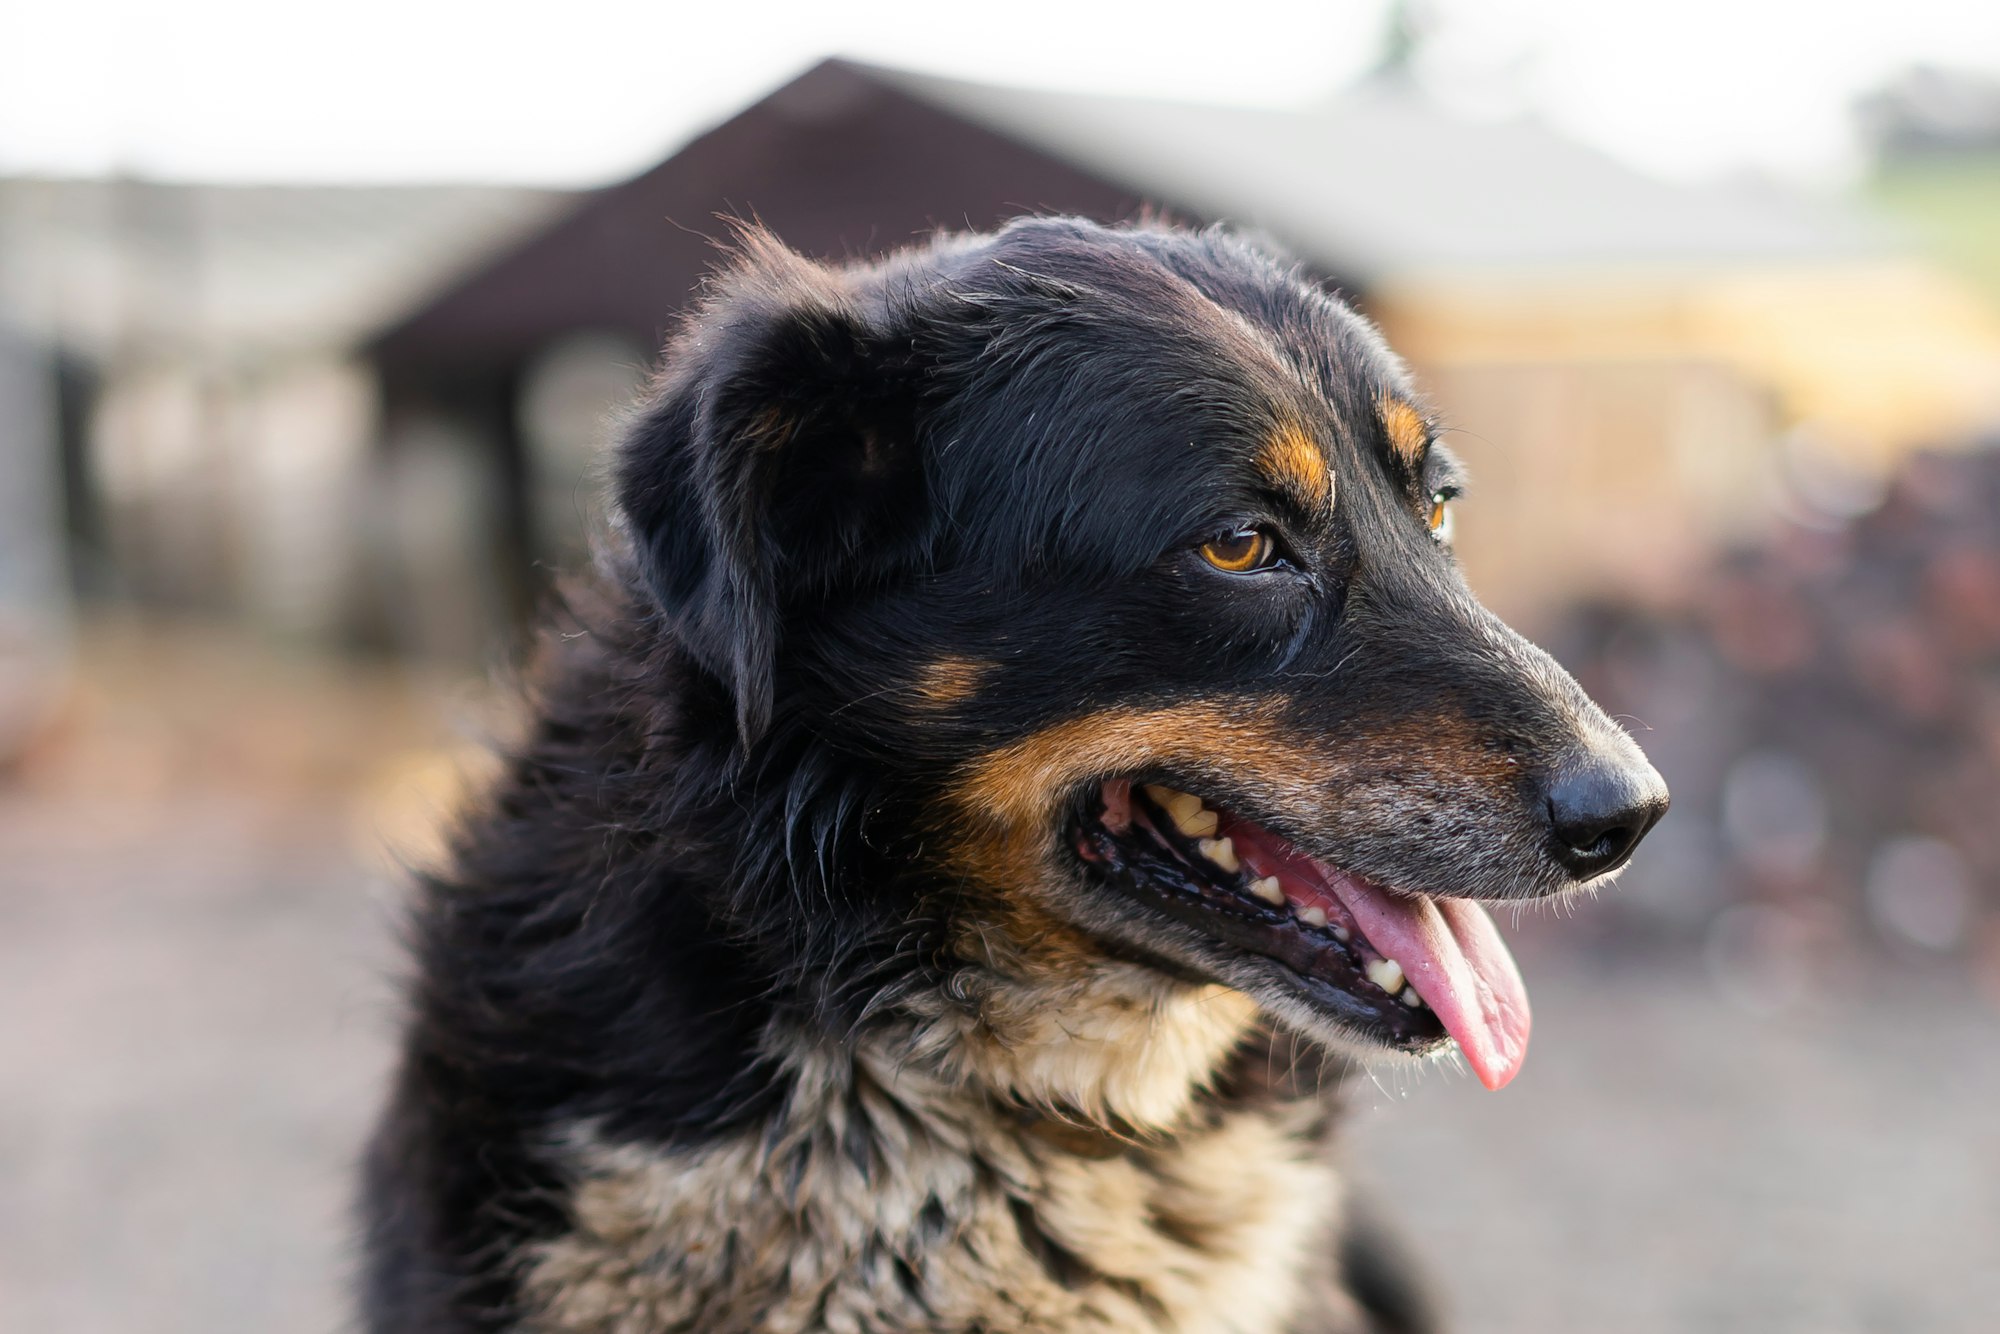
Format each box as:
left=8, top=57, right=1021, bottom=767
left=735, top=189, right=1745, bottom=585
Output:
left=360, top=217, right=1663, bottom=1332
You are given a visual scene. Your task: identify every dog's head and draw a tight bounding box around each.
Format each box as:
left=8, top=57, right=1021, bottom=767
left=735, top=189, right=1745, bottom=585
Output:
left=616, top=219, right=1665, bottom=1101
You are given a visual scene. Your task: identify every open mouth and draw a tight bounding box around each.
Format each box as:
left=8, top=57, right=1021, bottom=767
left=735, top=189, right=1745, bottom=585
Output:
left=1072, top=779, right=1532, bottom=1089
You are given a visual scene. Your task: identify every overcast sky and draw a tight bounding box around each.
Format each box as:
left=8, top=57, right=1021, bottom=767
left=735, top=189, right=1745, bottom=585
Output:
left=5, top=0, right=1999, bottom=189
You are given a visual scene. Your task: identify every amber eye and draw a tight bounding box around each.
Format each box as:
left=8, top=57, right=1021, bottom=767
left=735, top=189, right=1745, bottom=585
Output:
left=1427, top=492, right=1455, bottom=542
left=1198, top=527, right=1281, bottom=574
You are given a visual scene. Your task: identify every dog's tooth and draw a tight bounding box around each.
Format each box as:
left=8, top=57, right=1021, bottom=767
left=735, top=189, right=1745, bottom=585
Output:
left=1332, top=924, right=1351, bottom=943
left=1172, top=804, right=1219, bottom=838
left=1401, top=986, right=1425, bottom=1009
left=1298, top=903, right=1328, bottom=928
left=1367, top=958, right=1405, bottom=994
left=1250, top=875, right=1285, bottom=906
left=1143, top=783, right=1179, bottom=808
left=1197, top=836, right=1239, bottom=873
left=1163, top=790, right=1204, bottom=821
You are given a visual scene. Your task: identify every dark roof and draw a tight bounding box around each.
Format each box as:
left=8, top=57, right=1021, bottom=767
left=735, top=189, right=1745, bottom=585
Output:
left=367, top=56, right=1887, bottom=378
left=366, top=60, right=1183, bottom=375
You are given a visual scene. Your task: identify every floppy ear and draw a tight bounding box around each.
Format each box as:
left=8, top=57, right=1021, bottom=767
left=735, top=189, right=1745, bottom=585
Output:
left=614, top=233, right=925, bottom=745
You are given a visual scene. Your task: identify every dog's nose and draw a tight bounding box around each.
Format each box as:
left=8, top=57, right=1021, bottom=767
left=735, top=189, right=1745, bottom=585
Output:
left=1543, top=752, right=1669, bottom=880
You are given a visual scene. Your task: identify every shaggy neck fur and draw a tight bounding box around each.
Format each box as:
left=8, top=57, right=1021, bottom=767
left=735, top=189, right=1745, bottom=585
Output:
left=523, top=1008, right=1358, bottom=1334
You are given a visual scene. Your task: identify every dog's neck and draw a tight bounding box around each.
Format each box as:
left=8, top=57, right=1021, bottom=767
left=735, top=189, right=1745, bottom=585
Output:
left=519, top=997, right=1360, bottom=1334
left=897, top=956, right=1265, bottom=1133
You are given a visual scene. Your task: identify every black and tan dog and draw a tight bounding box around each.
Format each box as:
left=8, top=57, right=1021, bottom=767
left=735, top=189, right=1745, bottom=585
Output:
left=360, top=218, right=1667, bottom=1333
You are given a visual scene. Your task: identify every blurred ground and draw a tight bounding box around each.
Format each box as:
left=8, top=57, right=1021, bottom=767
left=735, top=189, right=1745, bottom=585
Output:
left=1347, top=937, right=2000, bottom=1334
left=0, top=619, right=475, bottom=1334
left=3, top=622, right=1996, bottom=1333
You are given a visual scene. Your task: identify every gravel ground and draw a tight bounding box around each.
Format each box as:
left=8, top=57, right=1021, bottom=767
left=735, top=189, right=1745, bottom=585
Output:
left=1, top=789, right=393, bottom=1334
left=5, top=629, right=1995, bottom=1333
left=1344, top=936, right=2000, bottom=1334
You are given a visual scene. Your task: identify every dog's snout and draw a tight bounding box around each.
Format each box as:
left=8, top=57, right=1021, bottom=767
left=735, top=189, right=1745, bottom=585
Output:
left=1542, top=751, right=1669, bottom=880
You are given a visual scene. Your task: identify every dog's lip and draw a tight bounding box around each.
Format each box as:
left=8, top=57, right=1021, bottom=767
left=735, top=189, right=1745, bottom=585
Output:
left=1080, top=778, right=1532, bottom=1090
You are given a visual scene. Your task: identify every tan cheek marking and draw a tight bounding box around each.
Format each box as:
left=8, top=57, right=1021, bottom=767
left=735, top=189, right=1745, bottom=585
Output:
left=955, top=703, right=1531, bottom=840
left=938, top=704, right=1313, bottom=973
left=1377, top=395, right=1429, bottom=467
left=951, top=703, right=1299, bottom=832
left=1255, top=425, right=1334, bottom=514
left=911, top=655, right=986, bottom=709
left=937, top=705, right=1529, bottom=958
left=944, top=704, right=1531, bottom=902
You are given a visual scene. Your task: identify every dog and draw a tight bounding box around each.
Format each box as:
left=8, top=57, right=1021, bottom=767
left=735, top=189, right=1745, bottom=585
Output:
left=360, top=217, right=1668, bottom=1333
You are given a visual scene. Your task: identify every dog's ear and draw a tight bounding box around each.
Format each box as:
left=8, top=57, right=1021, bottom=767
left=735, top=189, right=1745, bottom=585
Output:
left=615, top=232, right=925, bottom=745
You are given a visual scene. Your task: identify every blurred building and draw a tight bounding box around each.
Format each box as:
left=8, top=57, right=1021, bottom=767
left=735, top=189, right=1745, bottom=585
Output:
left=0, top=177, right=561, bottom=651
left=362, top=61, right=1152, bottom=653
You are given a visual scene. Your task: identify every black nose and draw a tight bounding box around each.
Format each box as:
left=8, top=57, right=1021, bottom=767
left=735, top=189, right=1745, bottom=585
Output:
left=1544, top=754, right=1669, bottom=880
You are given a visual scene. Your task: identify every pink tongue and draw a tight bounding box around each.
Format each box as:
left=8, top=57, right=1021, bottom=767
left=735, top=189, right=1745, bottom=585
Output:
left=1217, top=811, right=1533, bottom=1089
left=1324, top=874, right=1532, bottom=1090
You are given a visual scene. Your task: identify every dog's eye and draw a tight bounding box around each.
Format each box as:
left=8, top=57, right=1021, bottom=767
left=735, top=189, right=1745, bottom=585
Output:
left=1427, top=491, right=1456, bottom=543
left=1198, top=527, right=1284, bottom=574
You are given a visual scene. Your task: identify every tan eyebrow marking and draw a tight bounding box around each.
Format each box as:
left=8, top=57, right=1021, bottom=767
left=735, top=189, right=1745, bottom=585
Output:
left=1377, top=395, right=1430, bottom=467
left=1255, top=424, right=1335, bottom=515
left=911, top=655, right=986, bottom=709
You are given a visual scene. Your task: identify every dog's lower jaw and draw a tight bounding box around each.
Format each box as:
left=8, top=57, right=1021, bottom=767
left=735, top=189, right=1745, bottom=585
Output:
left=519, top=1003, right=1375, bottom=1334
